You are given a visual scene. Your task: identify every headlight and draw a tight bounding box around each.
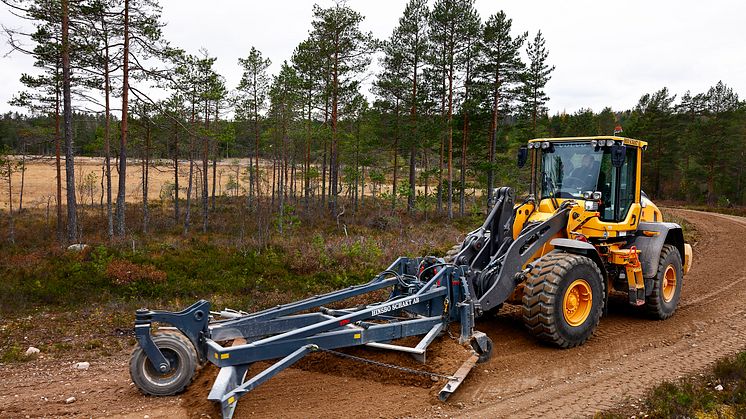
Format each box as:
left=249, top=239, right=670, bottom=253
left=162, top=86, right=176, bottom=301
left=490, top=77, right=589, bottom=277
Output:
left=590, top=140, right=598, bottom=148
left=605, top=139, right=615, bottom=147
left=592, top=191, right=602, bottom=200
left=584, top=200, right=599, bottom=211
left=528, top=142, right=536, bottom=149
left=541, top=141, right=550, bottom=149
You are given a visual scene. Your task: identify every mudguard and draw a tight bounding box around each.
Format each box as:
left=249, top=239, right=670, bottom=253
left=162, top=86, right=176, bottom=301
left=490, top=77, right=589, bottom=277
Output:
left=626, top=222, right=685, bottom=278
left=549, top=238, right=608, bottom=279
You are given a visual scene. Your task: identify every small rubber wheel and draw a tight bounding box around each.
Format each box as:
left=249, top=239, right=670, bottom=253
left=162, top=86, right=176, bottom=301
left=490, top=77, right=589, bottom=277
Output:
left=646, top=244, right=683, bottom=320
left=522, top=250, right=605, bottom=348
left=129, top=333, right=198, bottom=396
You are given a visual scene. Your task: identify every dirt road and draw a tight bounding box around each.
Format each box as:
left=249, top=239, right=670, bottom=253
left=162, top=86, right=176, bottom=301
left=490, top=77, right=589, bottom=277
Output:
left=2, top=209, right=745, bottom=418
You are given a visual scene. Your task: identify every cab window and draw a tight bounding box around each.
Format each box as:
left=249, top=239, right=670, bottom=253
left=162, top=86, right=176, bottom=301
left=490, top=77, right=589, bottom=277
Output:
left=599, top=147, right=637, bottom=222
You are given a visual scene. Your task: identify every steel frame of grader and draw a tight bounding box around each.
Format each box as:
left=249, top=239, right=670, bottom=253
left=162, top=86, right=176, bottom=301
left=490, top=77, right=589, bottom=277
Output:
left=134, top=257, right=493, bottom=419
left=132, top=187, right=567, bottom=419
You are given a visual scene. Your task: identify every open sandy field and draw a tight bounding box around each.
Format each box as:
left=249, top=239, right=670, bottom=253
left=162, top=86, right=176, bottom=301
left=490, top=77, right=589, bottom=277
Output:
left=1, top=156, right=262, bottom=209
left=1, top=155, right=476, bottom=210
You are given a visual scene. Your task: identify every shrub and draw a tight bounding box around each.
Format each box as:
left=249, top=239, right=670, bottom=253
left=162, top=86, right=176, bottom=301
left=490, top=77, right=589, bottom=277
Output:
left=105, top=259, right=167, bottom=286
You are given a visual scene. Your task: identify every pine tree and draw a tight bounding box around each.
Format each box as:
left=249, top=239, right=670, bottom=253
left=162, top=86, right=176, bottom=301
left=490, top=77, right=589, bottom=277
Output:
left=428, top=0, right=480, bottom=219
left=627, top=88, right=677, bottom=198
left=113, top=0, right=168, bottom=237
left=375, top=28, right=408, bottom=211
left=237, top=47, right=271, bottom=208
left=310, top=3, right=375, bottom=215
left=5, top=0, right=65, bottom=241
left=393, top=0, right=429, bottom=213
left=697, top=81, right=740, bottom=203
left=268, top=62, right=300, bottom=233
left=456, top=8, right=480, bottom=216
left=291, top=38, right=323, bottom=209
left=521, top=30, right=555, bottom=137
left=478, top=11, right=526, bottom=205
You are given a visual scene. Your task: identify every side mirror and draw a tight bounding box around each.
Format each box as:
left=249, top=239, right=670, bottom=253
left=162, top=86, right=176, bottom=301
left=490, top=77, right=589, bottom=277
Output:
left=611, top=143, right=626, bottom=168
left=517, top=145, right=528, bottom=168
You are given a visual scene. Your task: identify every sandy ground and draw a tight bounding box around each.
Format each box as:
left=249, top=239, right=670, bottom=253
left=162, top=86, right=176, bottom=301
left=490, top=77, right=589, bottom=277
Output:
left=1, top=209, right=745, bottom=418
left=1, top=156, right=271, bottom=209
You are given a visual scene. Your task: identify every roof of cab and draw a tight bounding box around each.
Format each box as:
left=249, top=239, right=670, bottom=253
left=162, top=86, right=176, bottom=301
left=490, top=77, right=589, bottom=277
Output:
left=528, top=136, right=648, bottom=148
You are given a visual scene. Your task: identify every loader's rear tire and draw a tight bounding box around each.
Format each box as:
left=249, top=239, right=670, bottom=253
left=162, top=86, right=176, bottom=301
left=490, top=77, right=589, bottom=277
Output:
left=130, top=332, right=198, bottom=396
left=646, top=244, right=683, bottom=320
left=522, top=251, right=605, bottom=349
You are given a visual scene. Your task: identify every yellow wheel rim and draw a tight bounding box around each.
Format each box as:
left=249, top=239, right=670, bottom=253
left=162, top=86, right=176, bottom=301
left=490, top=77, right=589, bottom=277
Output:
left=662, top=265, right=677, bottom=302
left=563, top=279, right=592, bottom=327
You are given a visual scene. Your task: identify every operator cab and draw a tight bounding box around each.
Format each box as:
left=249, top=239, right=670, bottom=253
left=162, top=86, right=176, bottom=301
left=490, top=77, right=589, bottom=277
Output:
left=523, top=137, right=646, bottom=223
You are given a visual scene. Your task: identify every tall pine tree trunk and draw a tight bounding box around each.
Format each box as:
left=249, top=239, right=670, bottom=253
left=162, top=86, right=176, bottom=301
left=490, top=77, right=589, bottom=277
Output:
left=115, top=0, right=129, bottom=237
left=184, top=97, right=196, bottom=234
left=408, top=57, right=418, bottom=213
left=102, top=16, right=113, bottom=240
left=392, top=107, right=399, bottom=211
left=173, top=119, right=179, bottom=223
left=142, top=121, right=150, bottom=233
left=18, top=146, right=25, bottom=211
left=211, top=101, right=218, bottom=211
left=447, top=46, right=454, bottom=219
left=487, top=70, right=499, bottom=207
left=55, top=65, right=62, bottom=241
left=6, top=160, right=15, bottom=243
left=330, top=41, right=339, bottom=215
left=202, top=99, right=209, bottom=233
left=460, top=113, right=469, bottom=216
left=61, top=0, right=77, bottom=242
left=304, top=89, right=312, bottom=210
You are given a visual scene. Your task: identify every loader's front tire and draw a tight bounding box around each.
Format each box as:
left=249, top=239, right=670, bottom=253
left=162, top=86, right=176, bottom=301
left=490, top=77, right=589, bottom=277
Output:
left=646, top=244, right=683, bottom=320
left=522, top=251, right=605, bottom=349
left=130, top=332, right=198, bottom=396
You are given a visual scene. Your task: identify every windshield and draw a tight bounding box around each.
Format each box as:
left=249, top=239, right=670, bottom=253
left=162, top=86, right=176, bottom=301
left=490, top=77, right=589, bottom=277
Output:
left=539, top=142, right=608, bottom=200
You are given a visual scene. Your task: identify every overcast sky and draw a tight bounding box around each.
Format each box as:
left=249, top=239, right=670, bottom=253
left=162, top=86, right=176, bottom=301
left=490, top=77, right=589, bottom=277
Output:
left=1, top=0, right=745, bottom=115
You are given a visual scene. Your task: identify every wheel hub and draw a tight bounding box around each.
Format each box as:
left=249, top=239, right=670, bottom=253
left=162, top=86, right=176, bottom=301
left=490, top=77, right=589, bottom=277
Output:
left=563, top=279, right=592, bottom=327
left=662, top=265, right=677, bottom=302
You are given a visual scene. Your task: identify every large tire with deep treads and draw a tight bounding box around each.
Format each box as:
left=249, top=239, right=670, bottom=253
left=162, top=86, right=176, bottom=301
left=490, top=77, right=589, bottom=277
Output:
left=522, top=250, right=605, bottom=348
left=645, top=244, right=683, bottom=320
left=130, top=332, right=198, bottom=396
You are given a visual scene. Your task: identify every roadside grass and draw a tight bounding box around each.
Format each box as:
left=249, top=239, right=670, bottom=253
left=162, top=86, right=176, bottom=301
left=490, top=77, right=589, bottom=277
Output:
left=0, top=202, right=479, bottom=363
left=661, top=209, right=699, bottom=244
left=659, top=200, right=746, bottom=218
left=0, top=203, right=473, bottom=314
left=597, top=351, right=746, bottom=418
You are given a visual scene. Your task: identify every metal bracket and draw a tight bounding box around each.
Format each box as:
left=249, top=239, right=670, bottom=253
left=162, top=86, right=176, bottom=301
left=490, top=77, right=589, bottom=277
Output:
left=135, top=299, right=211, bottom=362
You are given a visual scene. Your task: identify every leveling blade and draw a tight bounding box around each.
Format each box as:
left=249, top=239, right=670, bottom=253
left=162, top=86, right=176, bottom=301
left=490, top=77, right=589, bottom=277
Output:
left=438, top=352, right=480, bottom=401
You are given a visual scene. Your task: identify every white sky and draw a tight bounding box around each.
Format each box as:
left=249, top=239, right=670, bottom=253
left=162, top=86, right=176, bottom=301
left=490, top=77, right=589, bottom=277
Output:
left=1, top=0, right=745, bottom=115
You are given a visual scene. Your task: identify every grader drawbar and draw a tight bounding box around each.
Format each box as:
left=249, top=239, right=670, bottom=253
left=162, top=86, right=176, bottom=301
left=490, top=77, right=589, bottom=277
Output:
left=129, top=188, right=541, bottom=418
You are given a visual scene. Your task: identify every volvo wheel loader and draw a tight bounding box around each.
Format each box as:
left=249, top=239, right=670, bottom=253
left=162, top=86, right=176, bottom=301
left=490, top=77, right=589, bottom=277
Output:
left=129, top=136, right=692, bottom=417
left=446, top=136, right=693, bottom=348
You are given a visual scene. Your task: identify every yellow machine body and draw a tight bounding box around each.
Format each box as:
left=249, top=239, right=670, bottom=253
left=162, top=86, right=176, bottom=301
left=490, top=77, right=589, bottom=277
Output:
left=508, top=136, right=692, bottom=303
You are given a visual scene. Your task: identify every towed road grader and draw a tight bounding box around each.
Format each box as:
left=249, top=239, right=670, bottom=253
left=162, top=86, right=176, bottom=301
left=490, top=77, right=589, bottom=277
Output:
left=129, top=136, right=693, bottom=417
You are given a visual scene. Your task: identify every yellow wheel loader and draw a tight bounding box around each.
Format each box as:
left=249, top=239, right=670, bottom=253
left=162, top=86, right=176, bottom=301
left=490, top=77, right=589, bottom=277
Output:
left=447, top=136, right=693, bottom=348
